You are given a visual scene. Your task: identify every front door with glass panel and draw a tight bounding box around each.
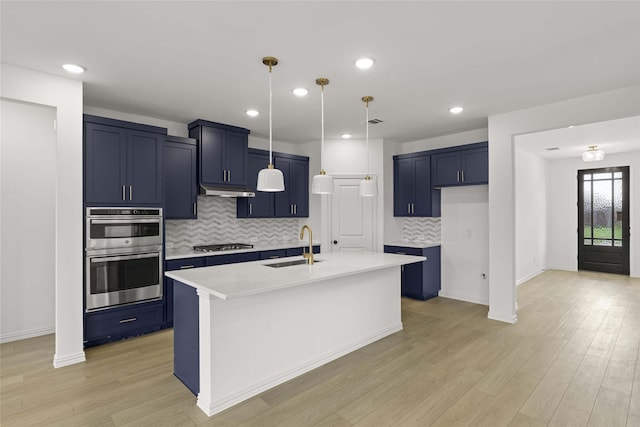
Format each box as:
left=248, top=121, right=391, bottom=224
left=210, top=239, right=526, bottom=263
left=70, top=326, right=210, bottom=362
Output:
left=578, top=166, right=630, bottom=275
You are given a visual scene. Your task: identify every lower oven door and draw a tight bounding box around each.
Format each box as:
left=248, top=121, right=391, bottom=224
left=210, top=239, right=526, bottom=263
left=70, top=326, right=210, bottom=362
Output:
left=86, top=250, right=162, bottom=311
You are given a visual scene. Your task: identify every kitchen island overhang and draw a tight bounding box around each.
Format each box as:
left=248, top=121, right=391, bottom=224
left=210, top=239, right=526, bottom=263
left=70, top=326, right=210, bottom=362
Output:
left=166, top=251, right=426, bottom=417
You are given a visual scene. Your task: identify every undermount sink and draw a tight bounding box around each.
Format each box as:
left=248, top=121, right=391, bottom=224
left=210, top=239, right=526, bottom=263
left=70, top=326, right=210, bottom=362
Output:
left=264, top=259, right=323, bottom=268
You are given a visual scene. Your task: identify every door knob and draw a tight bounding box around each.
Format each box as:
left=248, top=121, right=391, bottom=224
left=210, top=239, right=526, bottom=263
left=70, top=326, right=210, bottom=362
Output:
left=333, top=240, right=338, bottom=244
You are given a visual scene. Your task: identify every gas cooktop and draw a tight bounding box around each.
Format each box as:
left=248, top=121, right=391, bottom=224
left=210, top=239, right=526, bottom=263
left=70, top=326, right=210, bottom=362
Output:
left=193, top=243, right=254, bottom=253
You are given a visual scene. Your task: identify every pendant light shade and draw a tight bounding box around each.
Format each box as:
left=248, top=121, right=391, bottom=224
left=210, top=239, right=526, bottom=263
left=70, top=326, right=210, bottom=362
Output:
left=359, top=96, right=377, bottom=197
left=256, top=56, right=285, bottom=192
left=311, top=78, right=333, bottom=194
left=582, top=145, right=605, bottom=162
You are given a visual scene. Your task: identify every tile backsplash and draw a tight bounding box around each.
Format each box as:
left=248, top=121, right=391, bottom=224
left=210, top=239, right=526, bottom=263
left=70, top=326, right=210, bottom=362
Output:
left=401, top=217, right=441, bottom=242
left=165, top=196, right=299, bottom=252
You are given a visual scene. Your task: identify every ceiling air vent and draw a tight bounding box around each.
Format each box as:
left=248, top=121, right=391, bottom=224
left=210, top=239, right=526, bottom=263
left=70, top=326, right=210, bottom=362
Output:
left=546, top=147, right=560, bottom=151
left=368, top=118, right=383, bottom=124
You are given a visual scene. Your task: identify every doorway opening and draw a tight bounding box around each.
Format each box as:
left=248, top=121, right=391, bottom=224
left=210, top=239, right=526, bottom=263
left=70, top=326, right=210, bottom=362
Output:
left=578, top=166, right=630, bottom=275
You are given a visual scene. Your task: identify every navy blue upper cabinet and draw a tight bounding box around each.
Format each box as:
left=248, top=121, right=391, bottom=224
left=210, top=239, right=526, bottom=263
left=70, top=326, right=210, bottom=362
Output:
left=432, top=142, right=488, bottom=187
left=165, top=136, right=198, bottom=219
left=237, top=149, right=274, bottom=218
left=84, top=115, right=166, bottom=206
left=188, top=120, right=249, bottom=187
left=274, top=153, right=309, bottom=217
left=393, top=154, right=433, bottom=217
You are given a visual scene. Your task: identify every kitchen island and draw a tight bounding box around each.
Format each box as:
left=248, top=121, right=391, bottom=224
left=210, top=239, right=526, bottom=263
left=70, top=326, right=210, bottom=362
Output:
left=165, top=250, right=425, bottom=417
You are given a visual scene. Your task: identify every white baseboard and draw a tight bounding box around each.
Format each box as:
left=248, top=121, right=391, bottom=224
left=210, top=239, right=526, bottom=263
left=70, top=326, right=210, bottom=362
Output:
left=516, top=269, right=545, bottom=286
left=0, top=326, right=54, bottom=344
left=197, top=323, right=403, bottom=417
left=438, top=290, right=488, bottom=306
left=488, top=311, right=518, bottom=324
left=53, top=352, right=86, bottom=368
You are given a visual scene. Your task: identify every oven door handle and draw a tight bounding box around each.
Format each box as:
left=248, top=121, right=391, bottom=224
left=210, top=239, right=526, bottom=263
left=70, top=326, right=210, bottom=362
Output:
left=90, top=219, right=161, bottom=225
left=89, top=252, right=159, bottom=263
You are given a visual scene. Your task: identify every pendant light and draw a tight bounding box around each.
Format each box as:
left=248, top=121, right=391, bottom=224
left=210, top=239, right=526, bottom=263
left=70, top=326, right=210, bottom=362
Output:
left=256, top=56, right=285, bottom=192
left=311, top=78, right=333, bottom=194
left=582, top=145, right=605, bottom=162
left=359, top=96, right=377, bottom=197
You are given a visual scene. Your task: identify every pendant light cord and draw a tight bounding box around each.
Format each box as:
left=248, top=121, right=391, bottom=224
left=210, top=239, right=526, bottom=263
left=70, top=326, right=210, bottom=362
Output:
left=269, top=67, right=273, bottom=165
left=321, top=85, right=325, bottom=171
left=365, top=101, right=369, bottom=177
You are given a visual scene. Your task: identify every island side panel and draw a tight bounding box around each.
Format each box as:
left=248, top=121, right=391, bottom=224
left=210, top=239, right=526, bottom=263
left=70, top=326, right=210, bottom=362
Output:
left=196, top=266, right=402, bottom=416
left=173, top=281, right=199, bottom=395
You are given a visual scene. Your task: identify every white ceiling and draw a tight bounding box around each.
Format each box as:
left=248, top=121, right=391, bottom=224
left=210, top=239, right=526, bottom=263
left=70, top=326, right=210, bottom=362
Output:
left=516, top=116, right=640, bottom=160
left=2, top=1, right=639, bottom=144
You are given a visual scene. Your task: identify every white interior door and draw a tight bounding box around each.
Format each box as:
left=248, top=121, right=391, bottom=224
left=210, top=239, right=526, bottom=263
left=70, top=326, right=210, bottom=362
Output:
left=330, top=178, right=375, bottom=252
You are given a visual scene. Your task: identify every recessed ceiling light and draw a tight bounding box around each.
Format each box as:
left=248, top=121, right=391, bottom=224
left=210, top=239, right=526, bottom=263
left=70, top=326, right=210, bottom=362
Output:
left=62, top=63, right=85, bottom=74
left=449, top=106, right=464, bottom=114
left=341, top=133, right=352, bottom=139
left=292, top=88, right=308, bottom=97
left=355, top=58, right=374, bottom=70
left=245, top=109, right=259, bottom=117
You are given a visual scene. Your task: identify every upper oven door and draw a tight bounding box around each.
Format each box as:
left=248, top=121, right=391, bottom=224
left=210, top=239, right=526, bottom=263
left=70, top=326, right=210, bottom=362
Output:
left=87, top=217, right=162, bottom=250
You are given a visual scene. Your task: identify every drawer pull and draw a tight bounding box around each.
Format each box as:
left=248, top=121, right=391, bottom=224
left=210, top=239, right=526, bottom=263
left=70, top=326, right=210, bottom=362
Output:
left=119, top=317, right=137, bottom=324
left=268, top=256, right=280, bottom=259
left=179, top=265, right=195, bottom=269
left=396, top=252, right=406, bottom=255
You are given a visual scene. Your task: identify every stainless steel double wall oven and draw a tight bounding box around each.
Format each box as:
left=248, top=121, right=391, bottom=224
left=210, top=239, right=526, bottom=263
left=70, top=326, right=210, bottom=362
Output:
left=85, top=208, right=163, bottom=311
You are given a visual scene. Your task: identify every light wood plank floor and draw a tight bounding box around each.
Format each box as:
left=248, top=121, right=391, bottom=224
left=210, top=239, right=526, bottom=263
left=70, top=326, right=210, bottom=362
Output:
left=2, top=270, right=640, bottom=426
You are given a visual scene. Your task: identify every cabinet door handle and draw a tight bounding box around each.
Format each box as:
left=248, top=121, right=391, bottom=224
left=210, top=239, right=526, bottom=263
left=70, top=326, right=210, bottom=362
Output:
left=294, top=204, right=297, bottom=215
left=193, top=202, right=197, bottom=215
left=227, top=170, right=230, bottom=182
left=411, top=204, right=415, bottom=214
left=408, top=203, right=411, bottom=214
left=179, top=265, right=195, bottom=269
left=457, top=170, right=461, bottom=182
left=396, top=252, right=407, bottom=255
left=119, top=317, right=137, bottom=324
left=290, top=204, right=293, bottom=215
left=268, top=255, right=280, bottom=259
left=249, top=203, right=253, bottom=216
left=461, top=170, right=464, bottom=182
left=122, top=185, right=126, bottom=201
left=401, top=266, right=404, bottom=272
left=129, top=185, right=133, bottom=201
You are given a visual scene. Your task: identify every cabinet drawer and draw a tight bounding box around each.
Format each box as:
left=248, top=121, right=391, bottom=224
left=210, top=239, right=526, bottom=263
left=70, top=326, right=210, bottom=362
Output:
left=260, top=249, right=288, bottom=260
left=165, top=257, right=205, bottom=271
left=85, top=302, right=163, bottom=340
left=383, top=245, right=424, bottom=256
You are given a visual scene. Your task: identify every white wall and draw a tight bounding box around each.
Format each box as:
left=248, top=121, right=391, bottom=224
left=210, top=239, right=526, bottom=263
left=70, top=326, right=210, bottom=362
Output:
left=514, top=146, right=547, bottom=285
left=401, top=128, right=488, bottom=154
left=84, top=105, right=189, bottom=137
left=1, top=100, right=56, bottom=342
left=488, top=85, right=640, bottom=324
left=439, top=186, right=490, bottom=305
left=546, top=151, right=640, bottom=277
left=1, top=63, right=85, bottom=367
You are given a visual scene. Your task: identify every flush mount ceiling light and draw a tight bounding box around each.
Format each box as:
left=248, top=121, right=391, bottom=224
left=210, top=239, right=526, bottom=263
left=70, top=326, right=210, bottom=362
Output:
left=62, top=63, right=85, bottom=74
left=582, top=145, right=605, bottom=162
left=256, top=56, right=285, bottom=192
left=355, top=57, right=374, bottom=70
left=359, top=96, right=377, bottom=197
left=311, top=78, right=333, bottom=195
left=341, top=133, right=352, bottom=139
left=449, top=106, right=464, bottom=114
left=245, top=109, right=259, bottom=117
left=292, top=88, right=308, bottom=97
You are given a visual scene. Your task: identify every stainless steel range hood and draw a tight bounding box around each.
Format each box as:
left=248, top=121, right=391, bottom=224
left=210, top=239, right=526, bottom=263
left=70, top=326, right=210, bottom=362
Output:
left=199, top=184, right=255, bottom=198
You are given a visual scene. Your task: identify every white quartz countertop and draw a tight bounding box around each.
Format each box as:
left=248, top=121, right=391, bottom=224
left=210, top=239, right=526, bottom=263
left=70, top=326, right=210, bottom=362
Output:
left=384, top=240, right=441, bottom=249
left=165, top=241, right=321, bottom=260
left=165, top=251, right=425, bottom=300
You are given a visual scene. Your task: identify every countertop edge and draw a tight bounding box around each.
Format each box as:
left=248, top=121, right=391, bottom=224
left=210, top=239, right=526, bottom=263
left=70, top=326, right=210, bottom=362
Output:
left=165, top=241, right=322, bottom=260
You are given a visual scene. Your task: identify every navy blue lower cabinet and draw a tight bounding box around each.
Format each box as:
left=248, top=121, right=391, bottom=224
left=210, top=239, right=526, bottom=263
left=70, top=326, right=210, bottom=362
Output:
left=173, top=281, right=199, bottom=395
left=384, top=245, right=441, bottom=300
left=260, top=249, right=288, bottom=260
left=285, top=245, right=320, bottom=257
left=164, top=257, right=205, bottom=327
left=84, top=300, right=164, bottom=348
left=206, top=252, right=260, bottom=266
